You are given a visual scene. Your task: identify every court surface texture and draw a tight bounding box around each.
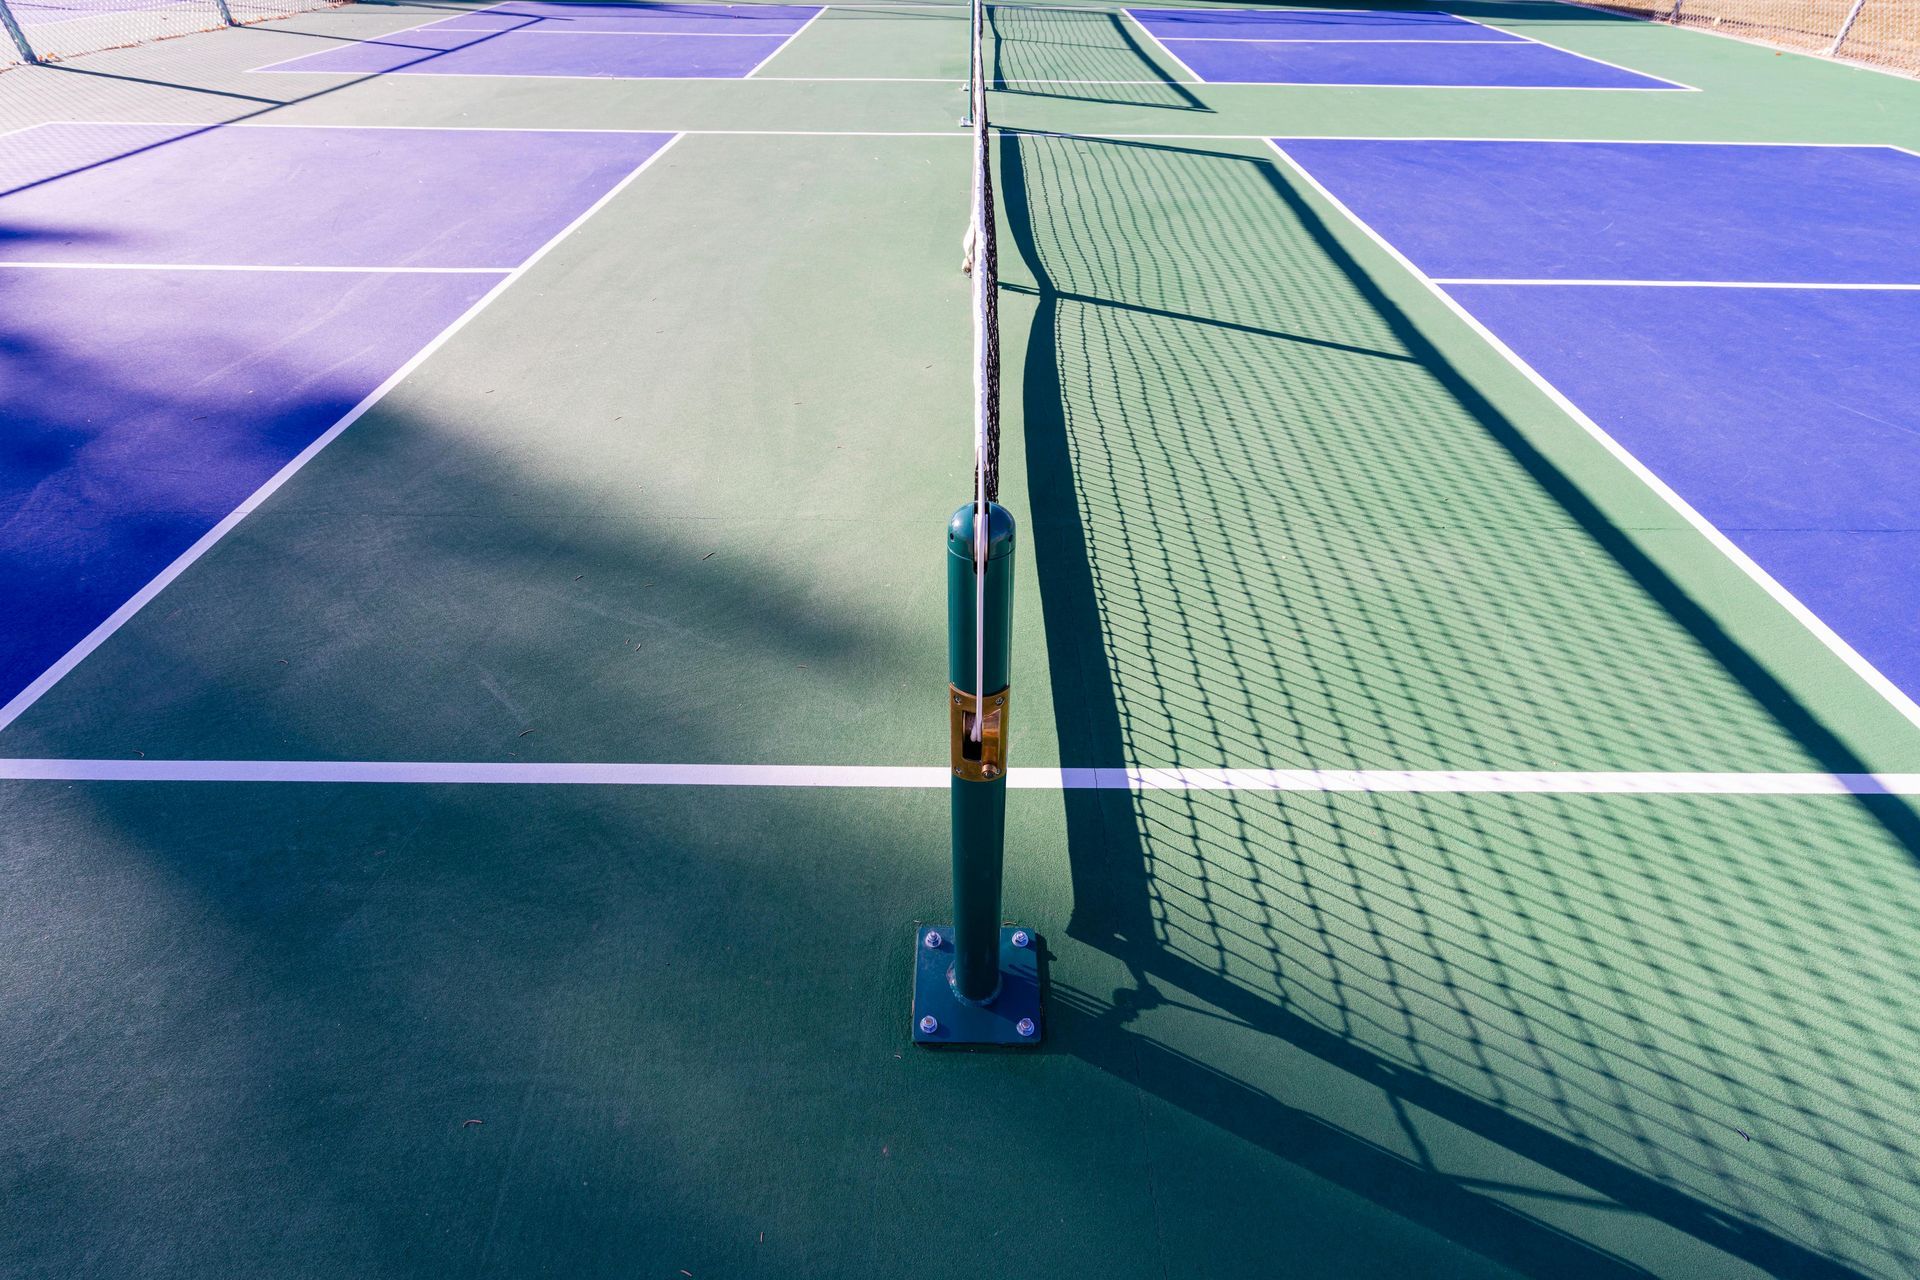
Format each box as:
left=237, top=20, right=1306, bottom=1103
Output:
left=4, top=3, right=1920, bottom=1277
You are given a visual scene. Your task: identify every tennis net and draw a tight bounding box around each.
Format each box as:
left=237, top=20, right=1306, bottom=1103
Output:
left=0, top=0, right=351, bottom=73
left=962, top=0, right=1000, bottom=508
left=959, top=0, right=1001, bottom=739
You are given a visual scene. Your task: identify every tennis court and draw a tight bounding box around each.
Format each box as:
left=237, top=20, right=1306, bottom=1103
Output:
left=4, top=1, right=1920, bottom=1276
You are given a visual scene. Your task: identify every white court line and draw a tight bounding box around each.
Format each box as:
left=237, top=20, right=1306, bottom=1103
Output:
left=745, top=3, right=825, bottom=76
left=1118, top=7, right=1204, bottom=83
left=4, top=758, right=1920, bottom=795
left=1159, top=37, right=1526, bottom=43
left=265, top=0, right=523, bottom=55
left=248, top=0, right=812, bottom=73
left=29, top=125, right=1908, bottom=147
left=255, top=71, right=1701, bottom=85
left=1123, top=5, right=1443, bottom=18
left=1448, top=7, right=1698, bottom=89
left=467, top=0, right=887, bottom=7
left=0, top=134, right=685, bottom=736
left=1122, top=5, right=1693, bottom=89
left=1433, top=278, right=1920, bottom=290
left=1105, top=79, right=1687, bottom=90
left=418, top=28, right=801, bottom=37
left=247, top=68, right=966, bottom=78
left=1244, top=137, right=1904, bottom=148
left=1266, top=138, right=1920, bottom=734
left=0, top=261, right=512, bottom=273
left=33, top=118, right=961, bottom=134
left=1120, top=7, right=1687, bottom=89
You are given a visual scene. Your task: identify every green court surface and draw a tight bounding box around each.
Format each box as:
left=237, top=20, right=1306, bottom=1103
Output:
left=6, top=4, right=1920, bottom=1278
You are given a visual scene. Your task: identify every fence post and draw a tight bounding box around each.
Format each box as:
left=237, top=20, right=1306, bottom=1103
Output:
left=1827, top=0, right=1868, bottom=54
left=212, top=0, right=238, bottom=26
left=0, top=0, right=39, bottom=64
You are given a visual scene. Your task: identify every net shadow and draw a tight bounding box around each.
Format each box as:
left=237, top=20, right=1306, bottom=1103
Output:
left=1001, top=130, right=1920, bottom=1280
left=987, top=2, right=1209, bottom=112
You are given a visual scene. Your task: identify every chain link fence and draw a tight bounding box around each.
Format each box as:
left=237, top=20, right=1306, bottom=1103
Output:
left=0, top=0, right=348, bottom=72
left=1, top=0, right=1913, bottom=79
left=1582, top=0, right=1919, bottom=75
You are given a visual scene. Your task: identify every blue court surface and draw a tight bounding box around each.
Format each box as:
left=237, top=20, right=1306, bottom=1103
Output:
left=0, top=123, right=673, bottom=709
left=1274, top=137, right=1920, bottom=701
left=254, top=0, right=820, bottom=77
left=1127, top=7, right=1685, bottom=88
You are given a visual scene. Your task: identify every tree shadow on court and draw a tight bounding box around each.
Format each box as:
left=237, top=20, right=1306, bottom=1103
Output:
left=999, top=131, right=1920, bottom=1280
left=6, top=235, right=1550, bottom=1273
left=0, top=285, right=980, bottom=1275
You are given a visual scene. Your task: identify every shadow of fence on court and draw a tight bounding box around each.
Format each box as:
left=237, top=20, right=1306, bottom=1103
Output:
left=999, top=129, right=1920, bottom=1280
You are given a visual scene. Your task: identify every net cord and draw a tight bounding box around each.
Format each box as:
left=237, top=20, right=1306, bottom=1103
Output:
left=967, top=0, right=991, bottom=741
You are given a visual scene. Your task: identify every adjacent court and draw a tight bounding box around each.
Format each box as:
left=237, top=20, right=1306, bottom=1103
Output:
left=1126, top=7, right=1686, bottom=86
left=4, top=1, right=1920, bottom=1278
left=0, top=122, right=672, bottom=707
left=1273, top=137, right=1920, bottom=698
left=254, top=0, right=822, bottom=76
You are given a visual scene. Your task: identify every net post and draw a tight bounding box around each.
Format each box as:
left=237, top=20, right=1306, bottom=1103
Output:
left=948, top=501, right=1011, bottom=1006
left=213, top=0, right=238, bottom=25
left=1827, top=0, right=1868, bottom=55
left=0, top=0, right=40, bottom=64
left=912, top=0, right=1039, bottom=1049
left=911, top=503, right=1041, bottom=1046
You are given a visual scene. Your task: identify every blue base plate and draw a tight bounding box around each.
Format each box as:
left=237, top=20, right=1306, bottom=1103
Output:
left=911, top=925, right=1044, bottom=1046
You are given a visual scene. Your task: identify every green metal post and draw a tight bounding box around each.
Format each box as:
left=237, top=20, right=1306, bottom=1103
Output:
left=0, top=0, right=39, bottom=64
left=946, top=500, right=1014, bottom=1004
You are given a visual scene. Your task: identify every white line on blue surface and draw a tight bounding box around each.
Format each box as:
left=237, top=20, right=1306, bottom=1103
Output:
left=0, top=136, right=687, bottom=735
left=1268, top=137, right=1920, bottom=733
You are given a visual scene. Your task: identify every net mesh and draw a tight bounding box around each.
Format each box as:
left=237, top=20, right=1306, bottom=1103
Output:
left=1576, top=0, right=1920, bottom=76
left=966, top=0, right=1000, bottom=506
left=0, top=0, right=349, bottom=72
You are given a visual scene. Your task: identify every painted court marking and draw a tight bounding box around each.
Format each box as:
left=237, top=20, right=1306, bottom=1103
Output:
left=0, top=261, right=514, bottom=273
left=0, top=130, right=685, bottom=734
left=3, top=758, right=1917, bottom=795
left=1431, top=278, right=1920, bottom=290
left=1122, top=6, right=1690, bottom=88
left=250, top=0, right=824, bottom=78
left=747, top=3, right=824, bottom=74
left=1268, top=136, right=1920, bottom=732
